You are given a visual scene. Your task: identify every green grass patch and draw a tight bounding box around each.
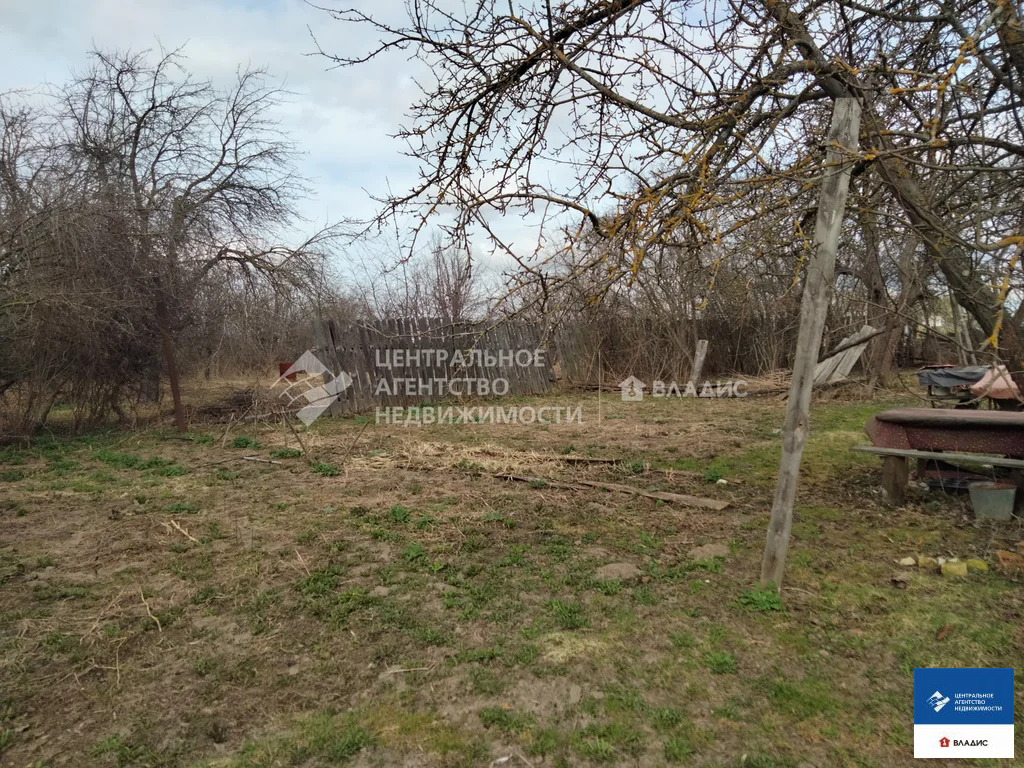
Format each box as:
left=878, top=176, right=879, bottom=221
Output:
left=739, top=586, right=784, bottom=612
left=664, top=734, right=694, bottom=762
left=389, top=505, right=411, bottom=523
left=706, top=650, right=737, bottom=674
left=546, top=598, right=589, bottom=630
left=94, top=450, right=141, bottom=468
left=760, top=676, right=838, bottom=720
left=478, top=707, right=535, bottom=735
left=571, top=722, right=643, bottom=761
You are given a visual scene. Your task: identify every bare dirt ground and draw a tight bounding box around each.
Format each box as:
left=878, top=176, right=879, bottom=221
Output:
left=1, top=389, right=1022, bottom=767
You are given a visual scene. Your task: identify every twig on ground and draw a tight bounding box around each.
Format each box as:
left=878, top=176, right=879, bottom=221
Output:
left=283, top=414, right=313, bottom=460
left=384, top=665, right=433, bottom=674
left=783, top=586, right=818, bottom=597
left=163, top=519, right=199, bottom=543
left=82, top=589, right=126, bottom=644
left=553, top=455, right=621, bottom=464
left=337, top=419, right=372, bottom=468
left=295, top=549, right=311, bottom=577
left=139, top=587, right=161, bottom=632
left=241, top=456, right=282, bottom=465
left=96, top=640, right=125, bottom=689
left=218, top=416, right=236, bottom=448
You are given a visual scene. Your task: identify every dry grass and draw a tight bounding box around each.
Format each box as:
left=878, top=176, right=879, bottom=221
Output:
left=1, top=388, right=1022, bottom=768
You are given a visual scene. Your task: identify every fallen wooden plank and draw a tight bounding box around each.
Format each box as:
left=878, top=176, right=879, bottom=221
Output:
left=493, top=474, right=595, bottom=494
left=572, top=479, right=731, bottom=510
left=817, top=326, right=886, bottom=361
left=813, top=324, right=877, bottom=385
left=494, top=473, right=729, bottom=510
left=851, top=444, right=1024, bottom=468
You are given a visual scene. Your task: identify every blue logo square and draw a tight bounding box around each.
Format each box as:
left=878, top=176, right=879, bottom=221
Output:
left=914, top=668, right=1014, bottom=725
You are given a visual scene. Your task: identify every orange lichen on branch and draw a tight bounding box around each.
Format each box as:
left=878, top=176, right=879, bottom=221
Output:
left=985, top=238, right=1024, bottom=350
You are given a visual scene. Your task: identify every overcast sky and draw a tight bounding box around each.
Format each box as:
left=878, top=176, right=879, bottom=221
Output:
left=0, top=0, right=528, bottom=283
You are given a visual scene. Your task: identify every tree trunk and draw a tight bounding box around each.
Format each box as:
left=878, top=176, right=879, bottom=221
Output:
left=760, top=98, right=861, bottom=589
left=156, top=295, right=187, bottom=432
left=867, top=236, right=922, bottom=387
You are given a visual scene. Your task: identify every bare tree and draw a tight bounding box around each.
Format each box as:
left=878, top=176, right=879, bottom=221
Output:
left=58, top=49, right=334, bottom=426
left=0, top=47, right=341, bottom=435
left=0, top=99, right=162, bottom=432
left=56, top=47, right=340, bottom=429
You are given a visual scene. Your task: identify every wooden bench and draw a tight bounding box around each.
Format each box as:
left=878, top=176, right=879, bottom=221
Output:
left=852, top=445, right=1024, bottom=504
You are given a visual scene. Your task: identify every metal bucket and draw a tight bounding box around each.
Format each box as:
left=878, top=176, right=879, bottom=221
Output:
left=968, top=481, right=1017, bottom=521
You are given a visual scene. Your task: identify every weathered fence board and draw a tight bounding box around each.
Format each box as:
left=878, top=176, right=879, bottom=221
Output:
left=812, top=324, right=877, bottom=385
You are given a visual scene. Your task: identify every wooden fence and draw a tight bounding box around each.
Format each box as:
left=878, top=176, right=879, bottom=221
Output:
left=310, top=318, right=596, bottom=415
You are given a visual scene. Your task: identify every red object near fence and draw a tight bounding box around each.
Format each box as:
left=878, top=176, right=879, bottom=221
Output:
left=278, top=362, right=296, bottom=381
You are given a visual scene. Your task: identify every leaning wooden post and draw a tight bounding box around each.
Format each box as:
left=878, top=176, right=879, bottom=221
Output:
left=760, top=98, right=861, bottom=589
